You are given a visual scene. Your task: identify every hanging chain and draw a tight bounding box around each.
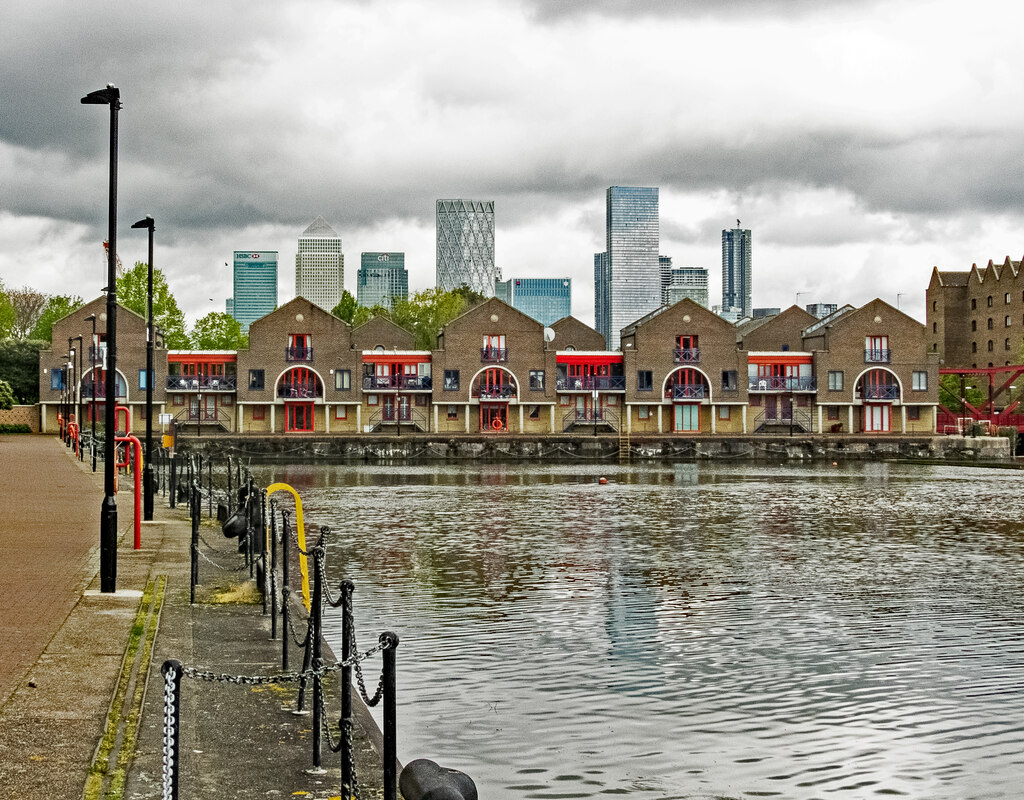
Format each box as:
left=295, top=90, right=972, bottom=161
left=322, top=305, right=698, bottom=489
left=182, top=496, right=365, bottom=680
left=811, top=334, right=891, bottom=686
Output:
left=346, top=595, right=386, bottom=707
left=161, top=665, right=178, bottom=800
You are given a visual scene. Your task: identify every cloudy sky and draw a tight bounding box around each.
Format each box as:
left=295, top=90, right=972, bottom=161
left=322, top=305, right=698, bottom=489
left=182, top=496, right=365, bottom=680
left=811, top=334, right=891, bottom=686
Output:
left=2, top=0, right=1023, bottom=328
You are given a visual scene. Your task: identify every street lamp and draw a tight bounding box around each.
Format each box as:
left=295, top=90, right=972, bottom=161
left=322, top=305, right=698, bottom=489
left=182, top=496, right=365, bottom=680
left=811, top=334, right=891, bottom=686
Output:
left=131, top=215, right=156, bottom=520
left=66, top=341, right=75, bottom=447
left=71, top=335, right=83, bottom=458
left=82, top=83, right=121, bottom=593
left=84, top=314, right=97, bottom=470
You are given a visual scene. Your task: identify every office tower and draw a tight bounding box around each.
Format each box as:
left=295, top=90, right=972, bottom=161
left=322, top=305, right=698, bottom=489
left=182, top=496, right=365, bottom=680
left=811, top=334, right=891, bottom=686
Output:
left=805, top=303, right=838, bottom=319
left=604, top=186, right=661, bottom=350
left=436, top=199, right=497, bottom=296
left=752, top=307, right=780, bottom=319
left=594, top=252, right=610, bottom=346
left=231, top=251, right=278, bottom=331
left=495, top=277, right=571, bottom=325
left=295, top=216, right=344, bottom=312
left=225, top=298, right=234, bottom=316
left=722, top=225, right=752, bottom=319
left=664, top=266, right=709, bottom=308
left=357, top=253, right=408, bottom=310
left=659, top=256, right=673, bottom=303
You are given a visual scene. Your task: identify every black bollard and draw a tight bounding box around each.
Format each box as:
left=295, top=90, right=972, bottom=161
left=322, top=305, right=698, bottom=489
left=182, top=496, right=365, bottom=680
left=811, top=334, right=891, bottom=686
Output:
left=382, top=631, right=400, bottom=800
left=311, top=546, right=324, bottom=769
left=399, top=760, right=478, bottom=800
left=341, top=580, right=355, bottom=797
left=190, top=484, right=199, bottom=605
left=282, top=510, right=291, bottom=672
left=208, top=459, right=213, bottom=519
left=260, top=490, right=268, bottom=616
left=269, top=499, right=278, bottom=639
left=161, top=660, right=184, bottom=800
left=169, top=454, right=177, bottom=509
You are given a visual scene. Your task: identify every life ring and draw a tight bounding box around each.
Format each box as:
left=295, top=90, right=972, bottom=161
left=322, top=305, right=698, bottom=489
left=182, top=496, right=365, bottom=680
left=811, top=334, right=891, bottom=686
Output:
left=491, top=417, right=503, bottom=431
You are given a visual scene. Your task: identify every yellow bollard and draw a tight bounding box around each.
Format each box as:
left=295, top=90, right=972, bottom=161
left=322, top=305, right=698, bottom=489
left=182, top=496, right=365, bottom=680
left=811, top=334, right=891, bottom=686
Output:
left=265, top=483, right=311, bottom=611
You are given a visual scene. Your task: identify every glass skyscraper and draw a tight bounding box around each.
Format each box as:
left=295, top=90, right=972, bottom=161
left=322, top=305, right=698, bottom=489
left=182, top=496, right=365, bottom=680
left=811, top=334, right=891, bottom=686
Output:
left=295, top=216, right=343, bottom=312
left=598, top=186, right=661, bottom=350
left=436, top=199, right=498, bottom=297
left=722, top=226, right=752, bottom=320
left=357, top=253, right=408, bottom=310
left=665, top=266, right=709, bottom=308
left=495, top=277, right=571, bottom=325
left=231, top=251, right=278, bottom=331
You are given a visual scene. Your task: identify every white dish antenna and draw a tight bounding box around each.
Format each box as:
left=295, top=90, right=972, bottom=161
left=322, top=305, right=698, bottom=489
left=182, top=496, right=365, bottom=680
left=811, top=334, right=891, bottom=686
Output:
left=543, top=327, right=556, bottom=343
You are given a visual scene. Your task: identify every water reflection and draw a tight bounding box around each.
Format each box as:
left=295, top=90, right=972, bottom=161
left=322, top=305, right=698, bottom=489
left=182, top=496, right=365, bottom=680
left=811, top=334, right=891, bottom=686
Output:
left=258, top=462, right=1024, bottom=799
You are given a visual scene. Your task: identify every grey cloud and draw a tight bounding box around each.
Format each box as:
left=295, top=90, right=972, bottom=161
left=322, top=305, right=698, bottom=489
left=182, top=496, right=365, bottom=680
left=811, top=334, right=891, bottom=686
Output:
left=524, top=0, right=875, bottom=21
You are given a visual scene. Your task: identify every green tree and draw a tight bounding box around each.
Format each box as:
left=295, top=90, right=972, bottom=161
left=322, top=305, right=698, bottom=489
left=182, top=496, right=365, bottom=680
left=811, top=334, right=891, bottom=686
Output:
left=0, top=339, right=44, bottom=404
left=29, top=295, right=84, bottom=343
left=116, top=262, right=189, bottom=347
left=8, top=287, right=48, bottom=339
left=330, top=290, right=359, bottom=324
left=0, top=280, right=15, bottom=340
left=389, top=287, right=485, bottom=350
left=0, top=379, right=14, bottom=410
left=190, top=312, right=248, bottom=350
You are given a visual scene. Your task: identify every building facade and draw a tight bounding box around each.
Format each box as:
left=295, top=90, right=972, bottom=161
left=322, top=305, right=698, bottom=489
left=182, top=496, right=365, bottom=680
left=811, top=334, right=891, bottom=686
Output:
left=436, top=199, right=497, bottom=297
left=722, top=226, right=752, bottom=320
left=232, top=251, right=278, bottom=331
left=357, top=253, right=408, bottom=310
left=603, top=186, right=661, bottom=351
left=593, top=251, right=610, bottom=346
left=805, top=303, right=838, bottom=320
left=664, top=266, right=709, bottom=308
left=295, top=216, right=344, bottom=313
left=493, top=277, right=571, bottom=325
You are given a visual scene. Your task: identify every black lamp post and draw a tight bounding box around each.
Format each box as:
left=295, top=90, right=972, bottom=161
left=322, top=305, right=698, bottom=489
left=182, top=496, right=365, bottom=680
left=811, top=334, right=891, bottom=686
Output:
left=82, top=83, right=121, bottom=593
left=66, top=340, right=74, bottom=447
left=71, top=335, right=83, bottom=458
left=85, top=314, right=97, bottom=470
left=131, top=215, right=155, bottom=520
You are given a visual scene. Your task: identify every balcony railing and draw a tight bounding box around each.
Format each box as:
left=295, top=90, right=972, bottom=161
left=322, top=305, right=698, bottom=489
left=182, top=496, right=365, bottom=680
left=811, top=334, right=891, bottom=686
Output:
left=556, top=375, right=627, bottom=391
left=165, top=375, right=238, bottom=391
left=480, top=347, right=508, bottom=363
left=748, top=376, right=817, bottom=392
left=286, top=347, right=314, bottom=363
left=79, top=380, right=126, bottom=399
left=667, top=383, right=707, bottom=400
left=562, top=408, right=620, bottom=431
left=366, top=407, right=429, bottom=433
left=673, top=347, right=701, bottom=363
left=277, top=383, right=323, bottom=399
left=475, top=384, right=517, bottom=400
left=865, top=349, right=891, bottom=363
left=88, top=346, right=104, bottom=363
left=859, top=385, right=900, bottom=400
left=362, top=375, right=433, bottom=391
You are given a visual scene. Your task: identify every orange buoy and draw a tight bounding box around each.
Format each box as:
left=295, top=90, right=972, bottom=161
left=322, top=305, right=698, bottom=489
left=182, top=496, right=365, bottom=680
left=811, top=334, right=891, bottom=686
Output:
left=599, top=477, right=608, bottom=485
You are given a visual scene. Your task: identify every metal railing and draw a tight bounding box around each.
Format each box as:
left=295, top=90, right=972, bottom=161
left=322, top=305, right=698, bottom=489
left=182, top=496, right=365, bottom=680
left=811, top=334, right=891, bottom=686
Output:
left=562, top=408, right=619, bottom=432
left=277, top=384, right=323, bottom=399
left=748, top=376, right=817, bottom=392
left=366, top=407, right=429, bottom=432
left=673, top=347, right=701, bottom=363
left=362, top=375, right=432, bottom=390
left=480, top=347, right=508, bottom=363
left=285, top=347, right=314, bottom=363
left=165, top=375, right=238, bottom=391
left=865, top=349, right=892, bottom=363
left=475, top=384, right=517, bottom=400
left=173, top=406, right=232, bottom=430
left=666, top=383, right=707, bottom=400
left=753, top=408, right=814, bottom=433
left=555, top=375, right=627, bottom=391
left=859, top=384, right=900, bottom=400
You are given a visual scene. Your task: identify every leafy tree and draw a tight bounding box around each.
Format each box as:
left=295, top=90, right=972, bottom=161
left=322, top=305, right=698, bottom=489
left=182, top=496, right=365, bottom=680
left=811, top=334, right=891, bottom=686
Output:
left=389, top=287, right=485, bottom=350
left=0, top=281, right=15, bottom=340
left=8, top=287, right=48, bottom=339
left=190, top=312, right=248, bottom=350
left=330, top=290, right=359, bottom=324
left=0, top=339, right=44, bottom=404
left=29, top=295, right=85, bottom=343
left=0, top=379, right=14, bottom=410
left=116, top=262, right=189, bottom=347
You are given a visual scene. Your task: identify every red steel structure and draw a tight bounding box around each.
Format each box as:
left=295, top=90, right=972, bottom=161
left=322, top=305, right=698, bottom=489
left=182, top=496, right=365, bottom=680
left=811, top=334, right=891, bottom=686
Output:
left=937, top=365, right=1024, bottom=433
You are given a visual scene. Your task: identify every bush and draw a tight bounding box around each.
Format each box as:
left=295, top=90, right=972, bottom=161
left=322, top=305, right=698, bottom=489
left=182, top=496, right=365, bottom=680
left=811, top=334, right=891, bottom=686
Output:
left=0, top=423, right=32, bottom=434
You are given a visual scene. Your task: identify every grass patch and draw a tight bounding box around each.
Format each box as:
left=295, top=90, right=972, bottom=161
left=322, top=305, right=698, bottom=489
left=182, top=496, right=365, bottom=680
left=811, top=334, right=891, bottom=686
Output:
left=208, top=580, right=262, bottom=605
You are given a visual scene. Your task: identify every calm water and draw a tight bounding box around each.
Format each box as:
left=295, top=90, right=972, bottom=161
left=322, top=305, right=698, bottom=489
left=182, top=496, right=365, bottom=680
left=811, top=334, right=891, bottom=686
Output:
left=259, top=461, right=1024, bottom=799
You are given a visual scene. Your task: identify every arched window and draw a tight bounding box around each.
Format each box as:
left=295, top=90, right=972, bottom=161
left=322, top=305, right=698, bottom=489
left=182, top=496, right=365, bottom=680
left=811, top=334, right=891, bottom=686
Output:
left=987, top=340, right=994, bottom=352
left=988, top=318, right=994, bottom=330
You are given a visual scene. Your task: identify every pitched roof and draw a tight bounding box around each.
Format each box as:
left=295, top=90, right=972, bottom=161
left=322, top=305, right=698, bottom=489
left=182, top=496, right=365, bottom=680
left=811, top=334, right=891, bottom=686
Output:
left=934, top=270, right=970, bottom=287
left=299, top=216, right=339, bottom=238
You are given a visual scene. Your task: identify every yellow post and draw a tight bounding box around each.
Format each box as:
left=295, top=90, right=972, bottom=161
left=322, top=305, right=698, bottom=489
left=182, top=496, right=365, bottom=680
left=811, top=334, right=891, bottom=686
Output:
left=265, top=482, right=311, bottom=610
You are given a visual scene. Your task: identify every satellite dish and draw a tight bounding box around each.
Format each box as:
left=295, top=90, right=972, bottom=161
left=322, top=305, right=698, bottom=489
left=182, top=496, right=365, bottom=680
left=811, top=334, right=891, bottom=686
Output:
left=543, top=327, right=556, bottom=343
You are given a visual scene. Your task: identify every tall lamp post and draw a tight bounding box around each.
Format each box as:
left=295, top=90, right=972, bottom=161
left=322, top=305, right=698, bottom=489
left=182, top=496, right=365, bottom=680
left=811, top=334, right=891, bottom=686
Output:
left=131, top=215, right=156, bottom=520
left=82, top=83, right=121, bottom=594
left=65, top=342, right=75, bottom=447
left=85, top=314, right=97, bottom=470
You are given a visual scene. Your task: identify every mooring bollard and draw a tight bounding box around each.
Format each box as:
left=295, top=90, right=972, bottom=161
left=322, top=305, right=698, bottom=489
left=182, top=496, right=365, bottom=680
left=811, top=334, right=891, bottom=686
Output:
left=341, top=580, right=355, bottom=797
left=260, top=489, right=268, bottom=616
left=207, top=459, right=213, bottom=519
left=382, top=631, right=400, bottom=800
left=161, top=659, right=183, bottom=800
left=190, top=484, right=199, bottom=605
left=269, top=499, right=278, bottom=640
left=311, top=546, right=324, bottom=769
left=399, top=759, right=478, bottom=800
left=281, top=510, right=291, bottom=672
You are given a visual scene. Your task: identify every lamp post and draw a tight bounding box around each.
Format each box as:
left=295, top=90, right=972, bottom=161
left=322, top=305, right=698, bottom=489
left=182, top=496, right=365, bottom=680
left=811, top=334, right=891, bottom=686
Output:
left=85, top=314, right=97, bottom=470
left=71, top=335, right=83, bottom=458
left=66, top=340, right=75, bottom=447
left=82, top=83, right=121, bottom=593
left=131, top=215, right=156, bottom=520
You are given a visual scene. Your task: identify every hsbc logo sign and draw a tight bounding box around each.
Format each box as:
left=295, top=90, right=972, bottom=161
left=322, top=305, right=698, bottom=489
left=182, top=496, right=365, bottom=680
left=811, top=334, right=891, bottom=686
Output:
left=236, top=253, right=264, bottom=259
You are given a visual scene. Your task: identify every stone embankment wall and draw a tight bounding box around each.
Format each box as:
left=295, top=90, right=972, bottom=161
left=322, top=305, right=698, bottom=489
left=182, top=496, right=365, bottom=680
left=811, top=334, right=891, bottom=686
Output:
left=175, top=434, right=1012, bottom=462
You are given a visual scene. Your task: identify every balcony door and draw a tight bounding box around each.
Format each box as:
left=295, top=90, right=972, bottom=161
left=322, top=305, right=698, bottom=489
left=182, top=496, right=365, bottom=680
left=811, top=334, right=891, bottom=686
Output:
left=674, top=403, right=700, bottom=432
left=864, top=403, right=891, bottom=432
left=286, top=402, right=314, bottom=432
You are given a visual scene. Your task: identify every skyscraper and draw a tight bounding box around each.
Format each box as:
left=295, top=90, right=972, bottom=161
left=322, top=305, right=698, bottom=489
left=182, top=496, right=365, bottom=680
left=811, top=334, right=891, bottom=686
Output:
left=357, top=253, right=408, bottom=309
left=494, top=277, right=571, bottom=325
left=602, top=186, right=660, bottom=350
left=594, top=251, right=610, bottom=345
left=295, top=216, right=343, bottom=312
left=436, top=199, right=497, bottom=296
left=722, top=225, right=752, bottom=320
left=664, top=267, right=709, bottom=308
left=231, top=251, right=278, bottom=331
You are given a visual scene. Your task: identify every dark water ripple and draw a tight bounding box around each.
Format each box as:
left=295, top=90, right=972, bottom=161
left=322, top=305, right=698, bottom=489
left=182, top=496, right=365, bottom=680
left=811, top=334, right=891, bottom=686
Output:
left=258, top=462, right=1024, bottom=799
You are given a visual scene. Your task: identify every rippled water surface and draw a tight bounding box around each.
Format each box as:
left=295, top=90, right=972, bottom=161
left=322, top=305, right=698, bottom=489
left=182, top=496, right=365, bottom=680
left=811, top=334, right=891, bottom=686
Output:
left=260, top=461, right=1024, bottom=799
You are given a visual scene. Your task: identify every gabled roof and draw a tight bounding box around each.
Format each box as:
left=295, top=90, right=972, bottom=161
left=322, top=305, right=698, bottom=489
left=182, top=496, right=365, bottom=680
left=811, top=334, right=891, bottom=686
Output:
left=299, top=216, right=339, bottom=238
left=933, top=269, right=970, bottom=288
left=802, top=304, right=856, bottom=336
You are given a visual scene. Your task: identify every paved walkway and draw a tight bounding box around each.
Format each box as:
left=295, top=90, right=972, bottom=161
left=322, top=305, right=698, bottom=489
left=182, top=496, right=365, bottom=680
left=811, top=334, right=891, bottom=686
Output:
left=0, top=435, right=389, bottom=800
